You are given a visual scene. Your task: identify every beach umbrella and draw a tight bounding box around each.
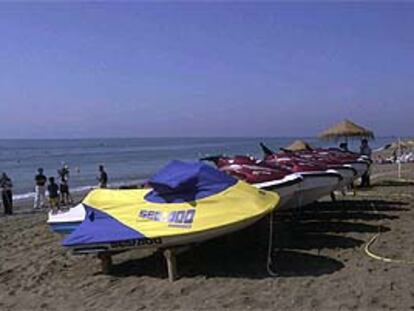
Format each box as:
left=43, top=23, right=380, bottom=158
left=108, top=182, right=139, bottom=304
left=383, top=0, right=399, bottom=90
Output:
left=285, top=139, right=313, bottom=151
left=383, top=139, right=414, bottom=178
left=319, top=119, right=374, bottom=141
left=385, top=140, right=414, bottom=152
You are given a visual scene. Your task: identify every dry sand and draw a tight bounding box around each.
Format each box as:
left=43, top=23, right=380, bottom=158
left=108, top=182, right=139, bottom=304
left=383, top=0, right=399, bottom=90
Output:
left=1, top=163, right=414, bottom=311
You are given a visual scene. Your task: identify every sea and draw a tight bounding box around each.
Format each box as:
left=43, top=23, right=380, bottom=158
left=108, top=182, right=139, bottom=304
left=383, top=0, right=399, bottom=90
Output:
left=0, top=137, right=393, bottom=200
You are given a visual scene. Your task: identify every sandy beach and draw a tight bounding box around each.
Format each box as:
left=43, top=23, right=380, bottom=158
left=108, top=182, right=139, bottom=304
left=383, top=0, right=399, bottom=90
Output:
left=1, top=163, right=413, bottom=311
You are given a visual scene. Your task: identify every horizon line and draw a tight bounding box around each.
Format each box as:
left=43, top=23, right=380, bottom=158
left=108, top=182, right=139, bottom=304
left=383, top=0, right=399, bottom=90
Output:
left=0, top=135, right=401, bottom=141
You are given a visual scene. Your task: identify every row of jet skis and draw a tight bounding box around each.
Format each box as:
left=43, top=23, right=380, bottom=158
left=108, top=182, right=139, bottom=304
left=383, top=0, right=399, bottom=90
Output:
left=48, top=143, right=370, bottom=259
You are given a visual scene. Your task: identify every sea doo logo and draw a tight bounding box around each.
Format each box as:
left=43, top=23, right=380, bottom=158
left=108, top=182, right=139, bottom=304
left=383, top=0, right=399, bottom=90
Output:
left=139, top=209, right=196, bottom=228
left=110, top=237, right=162, bottom=249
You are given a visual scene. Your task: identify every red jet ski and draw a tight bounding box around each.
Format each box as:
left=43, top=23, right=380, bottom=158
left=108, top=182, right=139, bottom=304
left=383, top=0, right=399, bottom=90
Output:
left=287, top=150, right=357, bottom=188
left=310, top=148, right=370, bottom=179
left=201, top=155, right=303, bottom=210
left=260, top=143, right=342, bottom=207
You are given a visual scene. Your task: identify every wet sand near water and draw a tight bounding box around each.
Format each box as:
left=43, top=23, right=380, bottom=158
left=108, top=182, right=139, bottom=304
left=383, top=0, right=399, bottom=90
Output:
left=1, top=163, right=414, bottom=310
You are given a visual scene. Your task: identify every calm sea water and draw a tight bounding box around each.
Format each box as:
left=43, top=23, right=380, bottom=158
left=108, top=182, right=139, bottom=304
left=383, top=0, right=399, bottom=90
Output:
left=0, top=137, right=392, bottom=200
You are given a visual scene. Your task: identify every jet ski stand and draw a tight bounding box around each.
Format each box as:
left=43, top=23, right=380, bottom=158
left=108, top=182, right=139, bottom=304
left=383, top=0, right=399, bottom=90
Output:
left=97, top=245, right=191, bottom=282
left=163, top=246, right=191, bottom=282
left=98, top=252, right=113, bottom=274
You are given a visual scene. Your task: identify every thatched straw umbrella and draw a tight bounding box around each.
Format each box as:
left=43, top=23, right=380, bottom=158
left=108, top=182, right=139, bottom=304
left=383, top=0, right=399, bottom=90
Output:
left=285, top=140, right=313, bottom=151
left=383, top=140, right=414, bottom=158
left=385, top=141, right=407, bottom=152
left=386, top=140, right=414, bottom=151
left=319, top=119, right=374, bottom=141
left=382, top=139, right=414, bottom=178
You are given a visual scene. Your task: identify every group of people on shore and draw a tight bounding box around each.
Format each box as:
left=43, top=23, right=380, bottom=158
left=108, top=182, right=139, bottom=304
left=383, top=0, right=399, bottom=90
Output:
left=376, top=150, right=414, bottom=164
left=1, top=164, right=108, bottom=215
left=33, top=166, right=73, bottom=212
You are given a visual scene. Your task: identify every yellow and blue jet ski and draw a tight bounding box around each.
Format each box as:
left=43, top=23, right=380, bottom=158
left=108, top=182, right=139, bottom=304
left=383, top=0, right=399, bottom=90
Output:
left=63, top=161, right=279, bottom=255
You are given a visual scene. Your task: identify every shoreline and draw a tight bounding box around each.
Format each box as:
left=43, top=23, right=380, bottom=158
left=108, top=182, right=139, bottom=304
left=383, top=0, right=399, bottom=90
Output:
left=1, top=136, right=404, bottom=202
left=11, top=178, right=148, bottom=203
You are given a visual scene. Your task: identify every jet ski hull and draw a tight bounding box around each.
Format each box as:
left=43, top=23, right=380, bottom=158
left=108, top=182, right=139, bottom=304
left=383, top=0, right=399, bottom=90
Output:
left=295, top=172, right=341, bottom=207
left=344, top=161, right=369, bottom=179
left=253, top=174, right=303, bottom=210
left=63, top=171, right=279, bottom=256
left=328, top=166, right=357, bottom=189
left=70, top=214, right=266, bottom=255
left=47, top=204, right=86, bottom=234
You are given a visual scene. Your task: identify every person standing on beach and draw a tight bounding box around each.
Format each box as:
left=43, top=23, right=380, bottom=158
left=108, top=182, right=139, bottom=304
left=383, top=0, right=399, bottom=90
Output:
left=48, top=177, right=60, bottom=213
left=0, top=172, right=13, bottom=215
left=34, top=168, right=47, bottom=209
left=58, top=164, right=72, bottom=205
left=360, top=139, right=372, bottom=187
left=97, top=165, right=108, bottom=188
left=98, top=165, right=108, bottom=188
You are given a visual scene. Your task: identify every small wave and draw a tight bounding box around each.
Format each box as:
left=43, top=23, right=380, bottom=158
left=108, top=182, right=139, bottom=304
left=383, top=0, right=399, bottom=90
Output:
left=12, top=179, right=147, bottom=201
left=13, top=185, right=95, bottom=201
left=13, top=192, right=35, bottom=201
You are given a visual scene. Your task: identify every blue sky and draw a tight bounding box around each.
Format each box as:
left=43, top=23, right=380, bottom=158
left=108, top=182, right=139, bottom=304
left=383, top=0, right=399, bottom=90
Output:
left=0, top=2, right=413, bottom=138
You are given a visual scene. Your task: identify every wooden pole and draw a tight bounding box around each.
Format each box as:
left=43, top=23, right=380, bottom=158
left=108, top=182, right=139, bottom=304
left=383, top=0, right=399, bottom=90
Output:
left=163, top=249, right=177, bottom=282
left=163, top=246, right=190, bottom=282
left=398, top=137, right=402, bottom=179
left=98, top=253, right=113, bottom=274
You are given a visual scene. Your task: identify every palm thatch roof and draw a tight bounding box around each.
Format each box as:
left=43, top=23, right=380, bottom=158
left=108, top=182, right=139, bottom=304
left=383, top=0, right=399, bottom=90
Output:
left=285, top=140, right=313, bottom=151
left=385, top=140, right=414, bottom=152
left=319, top=119, right=374, bottom=140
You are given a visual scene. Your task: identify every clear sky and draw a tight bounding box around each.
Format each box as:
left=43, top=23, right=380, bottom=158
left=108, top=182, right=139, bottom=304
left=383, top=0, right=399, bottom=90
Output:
left=0, top=2, right=413, bottom=138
